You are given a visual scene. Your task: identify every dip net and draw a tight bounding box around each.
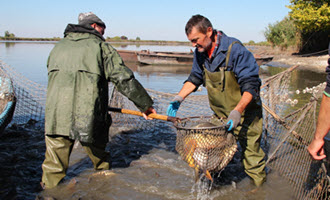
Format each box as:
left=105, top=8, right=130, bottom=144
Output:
left=174, top=116, right=237, bottom=181
left=0, top=60, right=329, bottom=199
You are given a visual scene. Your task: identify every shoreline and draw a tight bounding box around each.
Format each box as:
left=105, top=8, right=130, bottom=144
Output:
left=250, top=46, right=329, bottom=73
left=272, top=55, right=328, bottom=73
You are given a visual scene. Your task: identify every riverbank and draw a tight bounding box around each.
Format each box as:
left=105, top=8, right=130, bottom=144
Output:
left=1, top=39, right=328, bottom=73
left=118, top=45, right=329, bottom=73
left=250, top=46, right=329, bottom=73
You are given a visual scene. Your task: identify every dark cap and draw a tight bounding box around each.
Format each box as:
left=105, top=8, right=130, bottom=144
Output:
left=78, top=12, right=106, bottom=28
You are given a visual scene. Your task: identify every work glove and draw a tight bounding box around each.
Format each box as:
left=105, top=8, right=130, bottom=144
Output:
left=226, top=110, right=241, bottom=131
left=166, top=95, right=183, bottom=117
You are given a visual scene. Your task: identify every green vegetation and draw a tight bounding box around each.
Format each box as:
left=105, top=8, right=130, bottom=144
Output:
left=287, top=0, right=330, bottom=32
left=264, top=17, right=298, bottom=49
left=287, top=0, right=330, bottom=53
left=0, top=31, right=61, bottom=41
left=265, top=0, right=330, bottom=53
left=4, top=31, right=15, bottom=38
left=244, top=40, right=271, bottom=46
left=0, top=36, right=61, bottom=41
left=254, top=41, right=271, bottom=46
left=247, top=40, right=255, bottom=45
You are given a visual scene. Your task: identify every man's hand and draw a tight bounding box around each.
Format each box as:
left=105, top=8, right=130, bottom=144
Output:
left=166, top=95, right=183, bottom=117
left=307, top=95, right=330, bottom=160
left=143, top=107, right=156, bottom=120
left=308, top=138, right=326, bottom=160
left=226, top=110, right=241, bottom=131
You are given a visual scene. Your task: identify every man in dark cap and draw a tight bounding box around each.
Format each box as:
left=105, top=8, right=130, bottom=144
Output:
left=78, top=12, right=106, bottom=28
left=41, top=12, right=156, bottom=189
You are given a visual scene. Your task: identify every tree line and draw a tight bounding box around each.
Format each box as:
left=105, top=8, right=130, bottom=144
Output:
left=264, top=0, right=329, bottom=53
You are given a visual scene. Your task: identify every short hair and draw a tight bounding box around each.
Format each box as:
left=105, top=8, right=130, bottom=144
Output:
left=185, top=14, right=213, bottom=35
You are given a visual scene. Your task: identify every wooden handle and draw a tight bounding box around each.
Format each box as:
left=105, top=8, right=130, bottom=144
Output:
left=109, top=107, right=174, bottom=122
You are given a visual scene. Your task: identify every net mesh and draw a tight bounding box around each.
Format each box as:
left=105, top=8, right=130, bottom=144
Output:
left=0, top=60, right=329, bottom=199
left=0, top=67, right=15, bottom=106
left=0, top=65, right=16, bottom=133
left=0, top=61, right=46, bottom=126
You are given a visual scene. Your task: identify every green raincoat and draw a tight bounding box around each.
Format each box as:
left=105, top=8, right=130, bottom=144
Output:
left=45, top=24, right=153, bottom=144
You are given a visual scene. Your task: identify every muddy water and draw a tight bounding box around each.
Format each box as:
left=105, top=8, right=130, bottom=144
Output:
left=0, top=122, right=294, bottom=200
left=0, top=116, right=296, bottom=199
left=37, top=130, right=295, bottom=200
left=0, top=127, right=45, bottom=199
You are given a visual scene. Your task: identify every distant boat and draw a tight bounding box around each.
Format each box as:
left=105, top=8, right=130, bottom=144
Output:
left=254, top=54, right=274, bottom=66
left=117, top=50, right=138, bottom=63
left=136, top=50, right=273, bottom=66
left=136, top=50, right=194, bottom=65
left=0, top=75, right=16, bottom=134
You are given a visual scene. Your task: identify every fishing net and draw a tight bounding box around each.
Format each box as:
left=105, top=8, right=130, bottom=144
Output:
left=0, top=68, right=15, bottom=109
left=0, top=59, right=329, bottom=199
left=261, top=65, right=329, bottom=199
left=0, top=61, right=46, bottom=126
left=0, top=66, right=16, bottom=133
left=174, top=116, right=237, bottom=180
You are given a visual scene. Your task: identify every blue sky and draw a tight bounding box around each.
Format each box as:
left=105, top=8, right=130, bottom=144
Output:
left=1, top=0, right=291, bottom=43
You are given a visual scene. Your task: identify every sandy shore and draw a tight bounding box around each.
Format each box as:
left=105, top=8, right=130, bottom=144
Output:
left=250, top=46, right=329, bottom=73
left=273, top=55, right=328, bottom=73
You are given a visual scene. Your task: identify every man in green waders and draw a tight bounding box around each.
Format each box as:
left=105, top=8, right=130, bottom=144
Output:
left=41, top=12, right=156, bottom=189
left=167, top=14, right=266, bottom=187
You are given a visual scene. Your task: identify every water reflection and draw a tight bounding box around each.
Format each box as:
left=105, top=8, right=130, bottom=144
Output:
left=259, top=64, right=287, bottom=78
left=112, top=43, right=194, bottom=53
left=111, top=43, right=141, bottom=48
left=5, top=42, right=16, bottom=48
left=261, top=64, right=327, bottom=89
left=137, top=64, right=191, bottom=74
left=124, top=62, right=205, bottom=95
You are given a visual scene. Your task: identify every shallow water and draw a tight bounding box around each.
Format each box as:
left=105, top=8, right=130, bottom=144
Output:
left=0, top=126, right=45, bottom=199
left=0, top=118, right=296, bottom=200
left=37, top=132, right=295, bottom=200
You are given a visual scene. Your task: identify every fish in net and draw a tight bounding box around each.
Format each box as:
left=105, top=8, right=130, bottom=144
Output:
left=174, top=116, right=237, bottom=182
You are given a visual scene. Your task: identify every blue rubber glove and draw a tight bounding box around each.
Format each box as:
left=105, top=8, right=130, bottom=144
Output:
left=226, top=110, right=241, bottom=131
left=166, top=95, right=183, bottom=117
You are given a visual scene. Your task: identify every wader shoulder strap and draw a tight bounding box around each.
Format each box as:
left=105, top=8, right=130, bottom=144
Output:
left=225, top=41, right=244, bottom=69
